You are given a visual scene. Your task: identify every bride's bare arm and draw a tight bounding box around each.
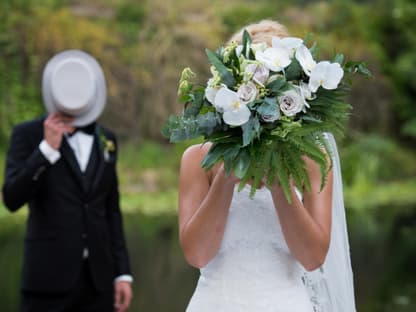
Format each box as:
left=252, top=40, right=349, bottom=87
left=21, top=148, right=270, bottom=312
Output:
left=178, top=144, right=238, bottom=268
left=269, top=156, right=333, bottom=271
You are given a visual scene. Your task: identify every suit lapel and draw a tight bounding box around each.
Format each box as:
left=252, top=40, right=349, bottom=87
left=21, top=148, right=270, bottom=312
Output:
left=90, top=128, right=106, bottom=195
left=60, top=137, right=86, bottom=192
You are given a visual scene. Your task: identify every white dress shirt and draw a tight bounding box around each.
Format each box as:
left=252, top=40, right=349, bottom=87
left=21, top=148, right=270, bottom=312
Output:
left=39, top=132, right=133, bottom=283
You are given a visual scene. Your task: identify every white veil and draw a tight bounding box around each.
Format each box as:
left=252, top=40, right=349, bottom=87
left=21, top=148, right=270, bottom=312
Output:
left=302, top=132, right=356, bottom=312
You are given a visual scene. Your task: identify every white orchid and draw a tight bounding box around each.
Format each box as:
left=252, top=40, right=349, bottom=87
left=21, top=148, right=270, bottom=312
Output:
left=309, top=61, right=344, bottom=93
left=205, top=85, right=219, bottom=104
left=298, top=82, right=314, bottom=108
left=251, top=42, right=268, bottom=53
left=278, top=88, right=306, bottom=117
left=272, top=37, right=303, bottom=57
left=295, top=45, right=317, bottom=76
left=255, top=47, right=291, bottom=72
left=236, top=45, right=243, bottom=57
left=237, top=42, right=268, bottom=59
left=293, top=84, right=311, bottom=111
left=214, top=87, right=251, bottom=126
left=244, top=63, right=269, bottom=86
left=299, top=82, right=313, bottom=100
left=205, top=78, right=223, bottom=104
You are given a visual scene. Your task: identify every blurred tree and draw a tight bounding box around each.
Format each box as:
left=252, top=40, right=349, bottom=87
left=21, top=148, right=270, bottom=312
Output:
left=370, top=0, right=416, bottom=141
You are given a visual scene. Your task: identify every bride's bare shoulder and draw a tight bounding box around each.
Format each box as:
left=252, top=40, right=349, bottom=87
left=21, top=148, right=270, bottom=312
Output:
left=181, top=143, right=212, bottom=162
left=180, top=143, right=218, bottom=182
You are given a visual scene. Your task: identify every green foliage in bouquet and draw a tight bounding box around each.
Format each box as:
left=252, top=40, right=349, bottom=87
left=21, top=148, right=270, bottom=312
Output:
left=162, top=31, right=370, bottom=201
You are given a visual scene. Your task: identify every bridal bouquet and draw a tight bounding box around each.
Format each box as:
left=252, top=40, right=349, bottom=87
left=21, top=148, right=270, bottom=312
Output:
left=162, top=31, right=370, bottom=201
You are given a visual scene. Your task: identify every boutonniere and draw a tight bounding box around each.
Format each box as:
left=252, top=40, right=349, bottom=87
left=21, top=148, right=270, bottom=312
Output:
left=98, top=131, right=116, bottom=162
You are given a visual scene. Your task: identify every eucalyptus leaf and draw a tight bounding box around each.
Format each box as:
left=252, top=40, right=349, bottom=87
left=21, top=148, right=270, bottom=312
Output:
left=241, top=116, right=261, bottom=147
left=333, top=53, right=344, bottom=65
left=184, top=89, right=204, bottom=117
left=257, top=97, right=280, bottom=119
left=197, top=112, right=220, bottom=135
left=162, top=115, right=200, bottom=142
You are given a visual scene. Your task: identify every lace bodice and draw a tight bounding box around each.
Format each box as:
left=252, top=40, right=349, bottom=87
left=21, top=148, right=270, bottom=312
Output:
left=186, top=185, right=313, bottom=312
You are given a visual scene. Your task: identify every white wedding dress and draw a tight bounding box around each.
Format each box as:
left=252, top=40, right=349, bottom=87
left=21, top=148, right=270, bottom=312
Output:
left=186, top=134, right=356, bottom=312
left=186, top=184, right=313, bottom=312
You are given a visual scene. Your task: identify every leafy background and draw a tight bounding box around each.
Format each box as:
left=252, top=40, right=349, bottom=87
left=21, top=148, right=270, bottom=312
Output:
left=0, top=0, right=415, bottom=311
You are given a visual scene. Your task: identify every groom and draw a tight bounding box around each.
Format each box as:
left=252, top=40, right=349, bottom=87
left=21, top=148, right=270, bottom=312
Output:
left=2, top=50, right=133, bottom=312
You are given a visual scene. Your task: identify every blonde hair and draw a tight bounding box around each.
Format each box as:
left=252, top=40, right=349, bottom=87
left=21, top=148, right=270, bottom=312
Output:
left=228, top=20, right=289, bottom=47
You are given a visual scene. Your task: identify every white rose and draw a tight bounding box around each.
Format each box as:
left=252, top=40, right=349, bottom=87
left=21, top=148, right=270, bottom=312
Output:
left=278, top=89, right=305, bottom=117
left=244, top=63, right=269, bottom=86
left=237, top=82, right=258, bottom=104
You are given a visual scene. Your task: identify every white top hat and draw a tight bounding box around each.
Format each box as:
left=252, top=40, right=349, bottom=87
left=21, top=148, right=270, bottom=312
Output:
left=42, top=50, right=107, bottom=127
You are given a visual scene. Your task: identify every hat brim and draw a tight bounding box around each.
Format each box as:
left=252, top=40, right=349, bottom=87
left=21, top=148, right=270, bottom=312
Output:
left=42, top=50, right=107, bottom=127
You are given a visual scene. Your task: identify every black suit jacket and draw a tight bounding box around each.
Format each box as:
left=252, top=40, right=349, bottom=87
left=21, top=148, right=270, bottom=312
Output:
left=2, top=116, right=131, bottom=293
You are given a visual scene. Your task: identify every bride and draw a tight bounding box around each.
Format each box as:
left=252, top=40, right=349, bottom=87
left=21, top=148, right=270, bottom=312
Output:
left=178, top=20, right=356, bottom=312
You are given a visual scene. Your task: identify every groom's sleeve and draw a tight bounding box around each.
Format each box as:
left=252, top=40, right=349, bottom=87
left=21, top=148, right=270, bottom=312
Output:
left=2, top=122, right=52, bottom=212
left=105, top=135, right=132, bottom=278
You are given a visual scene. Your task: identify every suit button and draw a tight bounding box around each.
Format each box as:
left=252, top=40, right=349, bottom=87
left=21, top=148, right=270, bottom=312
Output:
left=82, top=233, right=87, bottom=239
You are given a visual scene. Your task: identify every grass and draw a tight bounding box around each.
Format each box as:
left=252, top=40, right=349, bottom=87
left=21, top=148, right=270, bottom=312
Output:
left=122, top=189, right=178, bottom=215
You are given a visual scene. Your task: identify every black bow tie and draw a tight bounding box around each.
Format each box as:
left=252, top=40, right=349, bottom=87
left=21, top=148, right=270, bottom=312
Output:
left=70, top=123, right=96, bottom=136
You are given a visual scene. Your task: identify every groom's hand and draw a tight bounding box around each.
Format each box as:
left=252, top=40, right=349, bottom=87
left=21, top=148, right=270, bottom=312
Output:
left=44, top=112, right=74, bottom=150
left=114, top=281, right=132, bottom=312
